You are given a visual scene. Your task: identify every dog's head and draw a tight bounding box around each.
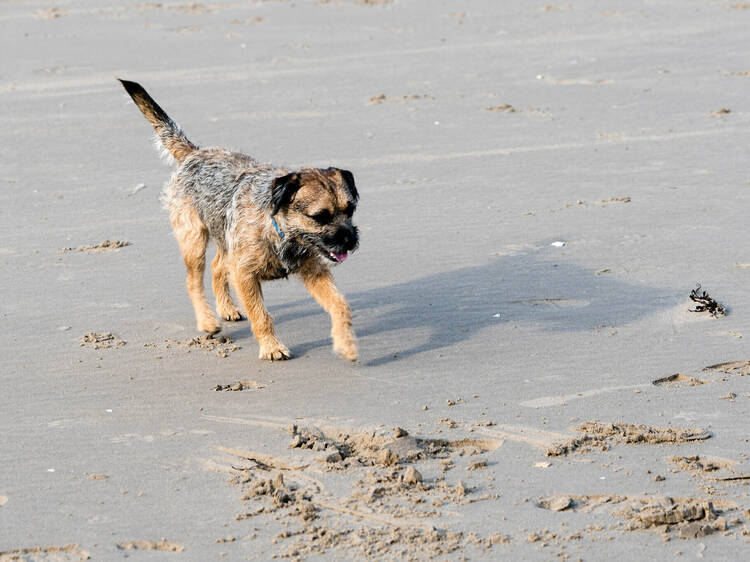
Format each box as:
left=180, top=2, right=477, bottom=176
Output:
left=271, top=167, right=359, bottom=264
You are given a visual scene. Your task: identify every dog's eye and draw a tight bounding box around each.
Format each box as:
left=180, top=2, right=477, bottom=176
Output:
left=344, top=203, right=356, bottom=218
left=310, top=210, right=332, bottom=225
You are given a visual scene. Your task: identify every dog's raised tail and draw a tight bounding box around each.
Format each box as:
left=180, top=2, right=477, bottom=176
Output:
left=118, top=79, right=197, bottom=164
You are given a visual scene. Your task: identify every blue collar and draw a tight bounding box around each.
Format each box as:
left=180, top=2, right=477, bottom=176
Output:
left=271, top=216, right=285, bottom=239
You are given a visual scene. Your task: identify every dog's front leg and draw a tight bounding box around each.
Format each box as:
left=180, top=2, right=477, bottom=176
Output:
left=301, top=269, right=358, bottom=361
left=234, top=271, right=290, bottom=361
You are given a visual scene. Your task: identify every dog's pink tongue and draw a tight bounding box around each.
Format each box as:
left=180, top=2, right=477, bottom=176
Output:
left=333, top=251, right=348, bottom=262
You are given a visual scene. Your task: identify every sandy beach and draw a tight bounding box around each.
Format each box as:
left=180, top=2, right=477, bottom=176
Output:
left=2, top=0, right=750, bottom=559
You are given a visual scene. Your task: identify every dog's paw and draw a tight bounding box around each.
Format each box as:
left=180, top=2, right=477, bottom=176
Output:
left=197, top=316, right=221, bottom=335
left=218, top=306, right=244, bottom=322
left=333, top=340, right=358, bottom=362
left=333, top=328, right=358, bottom=362
left=259, top=341, right=291, bottom=361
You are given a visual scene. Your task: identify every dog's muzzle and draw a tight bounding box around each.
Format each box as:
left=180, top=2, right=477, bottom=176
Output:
left=323, top=224, right=359, bottom=263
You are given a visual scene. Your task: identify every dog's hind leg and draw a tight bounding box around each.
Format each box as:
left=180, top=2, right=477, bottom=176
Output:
left=212, top=247, right=243, bottom=321
left=170, top=200, right=221, bottom=335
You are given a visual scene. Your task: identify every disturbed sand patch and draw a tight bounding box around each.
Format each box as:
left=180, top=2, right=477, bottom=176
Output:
left=545, top=422, right=711, bottom=457
left=652, top=373, right=703, bottom=387
left=145, top=335, right=241, bottom=358
left=709, top=108, right=732, bottom=117
left=485, top=103, right=549, bottom=116
left=0, top=544, right=90, bottom=561
left=115, top=540, right=183, bottom=552
left=87, top=473, right=109, bottom=481
left=704, top=360, right=750, bottom=377
left=367, top=93, right=434, bottom=105
left=668, top=455, right=736, bottom=474
left=597, top=196, right=632, bottom=205
left=616, top=498, right=737, bottom=537
left=79, top=332, right=126, bottom=349
left=285, top=424, right=501, bottom=468
left=273, top=524, right=484, bottom=560
left=210, top=423, right=507, bottom=558
left=536, top=494, right=742, bottom=539
left=214, top=381, right=265, bottom=392
left=668, top=455, right=750, bottom=482
left=652, top=360, right=750, bottom=387
left=60, top=240, right=131, bottom=253
left=485, top=103, right=516, bottom=113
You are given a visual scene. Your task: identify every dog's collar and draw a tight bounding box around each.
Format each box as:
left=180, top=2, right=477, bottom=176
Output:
left=271, top=216, right=285, bottom=239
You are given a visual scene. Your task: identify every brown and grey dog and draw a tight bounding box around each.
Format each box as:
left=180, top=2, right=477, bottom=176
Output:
left=119, top=79, right=359, bottom=361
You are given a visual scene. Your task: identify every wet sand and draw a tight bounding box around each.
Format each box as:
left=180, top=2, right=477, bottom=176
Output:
left=2, top=0, right=750, bottom=559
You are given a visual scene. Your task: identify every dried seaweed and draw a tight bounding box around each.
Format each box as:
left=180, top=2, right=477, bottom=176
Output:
left=689, top=284, right=726, bottom=317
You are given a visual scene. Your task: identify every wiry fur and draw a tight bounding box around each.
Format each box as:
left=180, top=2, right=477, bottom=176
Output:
left=153, top=133, right=178, bottom=166
left=120, top=79, right=360, bottom=361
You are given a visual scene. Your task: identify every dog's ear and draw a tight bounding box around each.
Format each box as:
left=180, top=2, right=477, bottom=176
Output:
left=330, top=168, right=358, bottom=202
left=270, top=172, right=302, bottom=215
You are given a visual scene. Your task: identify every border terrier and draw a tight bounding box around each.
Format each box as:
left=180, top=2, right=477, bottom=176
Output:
left=119, top=79, right=359, bottom=361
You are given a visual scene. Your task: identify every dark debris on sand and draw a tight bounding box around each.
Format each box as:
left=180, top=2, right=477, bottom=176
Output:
left=689, top=284, right=726, bottom=317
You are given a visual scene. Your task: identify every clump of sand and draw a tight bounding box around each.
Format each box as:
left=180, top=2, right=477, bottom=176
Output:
left=546, top=421, right=711, bottom=457
left=668, top=455, right=735, bottom=474
left=214, top=381, right=265, bottom=392
left=485, top=103, right=516, bottom=113
left=79, top=332, right=126, bottom=349
left=61, top=240, right=132, bottom=253
left=0, top=544, right=90, bottom=561
left=367, top=93, right=434, bottom=105
left=115, top=540, right=183, bottom=552
left=536, top=494, right=740, bottom=539
left=652, top=373, right=703, bottom=386
left=704, top=360, right=750, bottom=376
left=285, top=424, right=501, bottom=469
left=616, top=497, right=736, bottom=539
left=278, top=524, right=467, bottom=560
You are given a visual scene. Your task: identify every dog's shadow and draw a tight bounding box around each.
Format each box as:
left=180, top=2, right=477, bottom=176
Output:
left=231, top=252, right=676, bottom=367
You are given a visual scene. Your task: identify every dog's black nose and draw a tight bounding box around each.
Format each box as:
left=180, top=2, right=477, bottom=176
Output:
left=331, top=224, right=358, bottom=252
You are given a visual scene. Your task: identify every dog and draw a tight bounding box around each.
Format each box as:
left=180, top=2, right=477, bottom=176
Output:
left=118, top=79, right=359, bottom=361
